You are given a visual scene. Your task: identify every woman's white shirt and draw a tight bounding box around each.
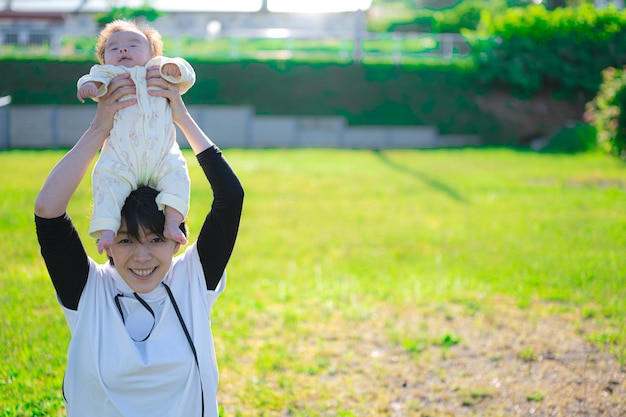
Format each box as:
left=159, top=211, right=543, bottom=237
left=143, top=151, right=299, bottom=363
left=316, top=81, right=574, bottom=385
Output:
left=60, top=242, right=225, bottom=417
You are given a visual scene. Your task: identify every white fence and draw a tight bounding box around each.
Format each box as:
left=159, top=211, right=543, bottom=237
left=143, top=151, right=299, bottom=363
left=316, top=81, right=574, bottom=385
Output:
left=0, top=22, right=469, bottom=62
left=0, top=105, right=480, bottom=149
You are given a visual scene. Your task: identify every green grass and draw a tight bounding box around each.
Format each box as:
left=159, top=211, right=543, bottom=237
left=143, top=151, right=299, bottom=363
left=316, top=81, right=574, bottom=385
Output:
left=1, top=148, right=625, bottom=416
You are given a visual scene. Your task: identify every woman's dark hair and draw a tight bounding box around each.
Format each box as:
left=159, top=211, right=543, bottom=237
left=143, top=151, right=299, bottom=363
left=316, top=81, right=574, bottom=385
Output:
left=108, top=186, right=187, bottom=265
left=121, top=186, right=188, bottom=240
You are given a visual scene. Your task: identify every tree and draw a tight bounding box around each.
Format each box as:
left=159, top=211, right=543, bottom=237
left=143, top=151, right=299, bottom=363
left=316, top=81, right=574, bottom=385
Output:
left=93, top=1, right=165, bottom=26
left=508, top=0, right=566, bottom=8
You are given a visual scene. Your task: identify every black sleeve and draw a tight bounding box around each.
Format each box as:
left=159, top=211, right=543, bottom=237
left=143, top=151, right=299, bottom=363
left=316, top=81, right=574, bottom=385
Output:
left=35, top=213, right=89, bottom=310
left=195, top=145, right=244, bottom=291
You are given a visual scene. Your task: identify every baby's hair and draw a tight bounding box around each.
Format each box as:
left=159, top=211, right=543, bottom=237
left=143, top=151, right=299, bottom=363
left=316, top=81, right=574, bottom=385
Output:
left=95, top=19, right=163, bottom=64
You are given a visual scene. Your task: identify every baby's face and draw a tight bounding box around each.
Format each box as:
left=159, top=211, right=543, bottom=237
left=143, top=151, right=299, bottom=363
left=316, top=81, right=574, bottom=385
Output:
left=103, top=30, right=153, bottom=68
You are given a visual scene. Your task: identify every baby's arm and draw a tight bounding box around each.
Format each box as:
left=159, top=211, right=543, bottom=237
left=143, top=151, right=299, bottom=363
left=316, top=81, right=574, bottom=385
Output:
left=76, top=65, right=123, bottom=103
left=155, top=57, right=196, bottom=94
left=77, top=81, right=103, bottom=103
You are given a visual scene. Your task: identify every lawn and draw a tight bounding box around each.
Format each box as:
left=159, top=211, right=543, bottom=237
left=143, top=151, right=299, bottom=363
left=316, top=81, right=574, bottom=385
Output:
left=0, top=148, right=624, bottom=416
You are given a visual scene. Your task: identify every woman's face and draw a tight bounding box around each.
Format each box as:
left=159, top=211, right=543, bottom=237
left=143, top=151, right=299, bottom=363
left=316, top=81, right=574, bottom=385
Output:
left=103, top=29, right=153, bottom=68
left=105, top=218, right=180, bottom=293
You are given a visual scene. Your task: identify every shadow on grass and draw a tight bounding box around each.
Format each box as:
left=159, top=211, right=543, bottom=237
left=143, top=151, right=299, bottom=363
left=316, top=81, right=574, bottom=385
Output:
left=371, top=149, right=469, bottom=204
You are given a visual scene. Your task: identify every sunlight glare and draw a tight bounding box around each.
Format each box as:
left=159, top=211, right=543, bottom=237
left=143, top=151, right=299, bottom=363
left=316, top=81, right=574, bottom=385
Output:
left=151, top=0, right=263, bottom=11
left=268, top=0, right=372, bottom=13
left=4, top=0, right=372, bottom=13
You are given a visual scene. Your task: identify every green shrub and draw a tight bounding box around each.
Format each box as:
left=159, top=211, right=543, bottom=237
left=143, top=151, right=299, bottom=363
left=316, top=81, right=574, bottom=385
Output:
left=430, top=1, right=487, bottom=33
left=93, top=6, right=165, bottom=25
left=541, top=122, right=597, bottom=154
left=585, top=66, right=626, bottom=159
left=61, top=35, right=96, bottom=56
left=469, top=4, right=626, bottom=99
left=387, top=0, right=506, bottom=34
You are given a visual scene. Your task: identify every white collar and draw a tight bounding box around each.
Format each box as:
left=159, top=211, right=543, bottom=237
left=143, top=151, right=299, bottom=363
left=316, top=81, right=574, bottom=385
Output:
left=107, top=263, right=170, bottom=302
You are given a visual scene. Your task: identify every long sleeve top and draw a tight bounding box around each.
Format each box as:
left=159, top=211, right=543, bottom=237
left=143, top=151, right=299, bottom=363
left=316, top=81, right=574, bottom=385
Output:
left=35, top=144, right=244, bottom=309
left=34, top=145, right=243, bottom=417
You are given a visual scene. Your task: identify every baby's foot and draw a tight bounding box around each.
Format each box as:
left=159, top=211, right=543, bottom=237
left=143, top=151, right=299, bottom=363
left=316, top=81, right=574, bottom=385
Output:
left=164, top=222, right=187, bottom=245
left=98, top=230, right=115, bottom=254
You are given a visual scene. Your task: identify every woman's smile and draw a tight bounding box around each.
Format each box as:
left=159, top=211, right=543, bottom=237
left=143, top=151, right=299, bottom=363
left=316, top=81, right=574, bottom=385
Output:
left=130, top=267, right=158, bottom=279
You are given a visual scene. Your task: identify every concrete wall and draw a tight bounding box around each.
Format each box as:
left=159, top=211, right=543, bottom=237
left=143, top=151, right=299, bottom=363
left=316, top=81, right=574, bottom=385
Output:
left=0, top=105, right=480, bottom=149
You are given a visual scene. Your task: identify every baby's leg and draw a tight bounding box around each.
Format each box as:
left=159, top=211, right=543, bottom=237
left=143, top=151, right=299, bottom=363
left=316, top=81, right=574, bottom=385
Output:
left=164, top=206, right=187, bottom=245
left=98, top=230, right=115, bottom=254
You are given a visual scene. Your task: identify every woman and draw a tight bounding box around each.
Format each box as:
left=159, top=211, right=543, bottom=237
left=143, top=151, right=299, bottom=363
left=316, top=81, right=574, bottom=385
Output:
left=35, top=68, right=244, bottom=417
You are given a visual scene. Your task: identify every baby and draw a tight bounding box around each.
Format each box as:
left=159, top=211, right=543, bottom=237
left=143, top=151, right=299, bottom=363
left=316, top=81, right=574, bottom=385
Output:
left=77, top=19, right=195, bottom=253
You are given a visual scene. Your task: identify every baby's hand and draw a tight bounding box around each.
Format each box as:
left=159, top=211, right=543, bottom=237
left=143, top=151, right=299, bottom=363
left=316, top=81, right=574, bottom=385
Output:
left=162, top=63, right=181, bottom=79
left=77, top=82, right=98, bottom=103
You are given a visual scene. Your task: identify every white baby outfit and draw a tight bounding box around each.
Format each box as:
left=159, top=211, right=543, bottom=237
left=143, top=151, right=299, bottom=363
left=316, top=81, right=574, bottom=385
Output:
left=77, top=56, right=196, bottom=238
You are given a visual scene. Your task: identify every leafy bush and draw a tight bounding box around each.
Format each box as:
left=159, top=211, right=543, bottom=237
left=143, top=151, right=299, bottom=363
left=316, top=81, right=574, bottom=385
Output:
left=385, top=0, right=506, bottom=33
left=93, top=6, right=165, bottom=26
left=585, top=66, right=626, bottom=159
left=61, top=35, right=96, bottom=55
left=541, top=123, right=597, bottom=154
left=430, top=1, right=487, bottom=33
left=376, top=0, right=507, bottom=33
left=469, top=4, right=626, bottom=99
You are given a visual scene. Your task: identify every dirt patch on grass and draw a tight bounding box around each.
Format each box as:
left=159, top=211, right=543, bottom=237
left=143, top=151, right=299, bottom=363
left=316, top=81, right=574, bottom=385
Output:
left=219, top=299, right=625, bottom=416
left=332, top=301, right=625, bottom=416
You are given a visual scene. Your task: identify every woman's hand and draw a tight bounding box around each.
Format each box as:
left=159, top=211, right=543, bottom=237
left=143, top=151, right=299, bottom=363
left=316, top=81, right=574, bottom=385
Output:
left=91, top=73, right=137, bottom=136
left=145, top=65, right=189, bottom=125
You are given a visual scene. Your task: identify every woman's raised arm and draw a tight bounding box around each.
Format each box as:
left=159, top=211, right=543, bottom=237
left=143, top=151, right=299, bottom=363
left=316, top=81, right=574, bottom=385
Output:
left=35, top=74, right=137, bottom=218
left=146, top=66, right=215, bottom=155
left=146, top=66, right=244, bottom=291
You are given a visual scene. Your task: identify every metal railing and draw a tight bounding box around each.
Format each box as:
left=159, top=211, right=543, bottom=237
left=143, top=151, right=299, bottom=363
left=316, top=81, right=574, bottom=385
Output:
left=214, top=30, right=470, bottom=62
left=0, top=25, right=470, bottom=63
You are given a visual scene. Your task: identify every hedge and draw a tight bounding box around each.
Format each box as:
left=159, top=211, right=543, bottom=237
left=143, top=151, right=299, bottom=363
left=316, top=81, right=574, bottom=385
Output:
left=0, top=58, right=514, bottom=143
left=469, top=4, right=626, bottom=99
